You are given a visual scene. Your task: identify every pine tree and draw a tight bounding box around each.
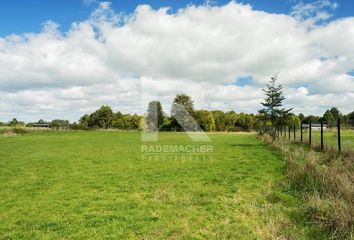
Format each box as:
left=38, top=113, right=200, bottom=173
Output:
left=259, top=75, right=292, bottom=127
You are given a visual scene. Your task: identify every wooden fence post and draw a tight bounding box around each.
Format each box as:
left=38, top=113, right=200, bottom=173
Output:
left=321, top=122, right=324, bottom=150
left=338, top=118, right=341, bottom=152
left=300, top=122, right=303, bottom=142
left=309, top=122, right=312, bottom=146
left=273, top=127, right=275, bottom=139
left=277, top=127, right=280, bottom=138
left=288, top=126, right=290, bottom=140
left=293, top=123, right=296, bottom=140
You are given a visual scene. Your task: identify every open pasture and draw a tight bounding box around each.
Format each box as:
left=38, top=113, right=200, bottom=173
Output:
left=0, top=131, right=321, bottom=239
left=299, top=129, right=354, bottom=151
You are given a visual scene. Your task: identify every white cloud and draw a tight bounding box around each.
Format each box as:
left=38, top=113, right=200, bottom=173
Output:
left=82, top=0, right=97, bottom=6
left=0, top=1, right=353, bottom=122
left=290, top=0, right=338, bottom=27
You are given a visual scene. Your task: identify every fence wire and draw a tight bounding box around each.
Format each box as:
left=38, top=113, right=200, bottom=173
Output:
left=261, top=119, right=354, bottom=153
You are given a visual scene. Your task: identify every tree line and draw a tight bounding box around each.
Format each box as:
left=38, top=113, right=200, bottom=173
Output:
left=1, top=94, right=353, bottom=131
left=76, top=94, right=262, bottom=132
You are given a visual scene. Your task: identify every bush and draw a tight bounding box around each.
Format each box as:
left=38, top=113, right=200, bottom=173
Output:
left=11, top=128, right=29, bottom=134
left=70, top=123, right=90, bottom=130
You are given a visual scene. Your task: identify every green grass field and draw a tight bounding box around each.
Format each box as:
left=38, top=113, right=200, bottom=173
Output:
left=311, top=130, right=354, bottom=151
left=279, top=129, right=354, bottom=152
left=0, top=131, right=322, bottom=239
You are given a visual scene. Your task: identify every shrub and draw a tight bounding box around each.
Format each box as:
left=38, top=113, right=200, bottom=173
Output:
left=260, top=135, right=354, bottom=239
left=11, top=128, right=29, bottom=134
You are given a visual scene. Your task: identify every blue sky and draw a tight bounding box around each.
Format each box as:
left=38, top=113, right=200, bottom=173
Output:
left=0, top=0, right=353, bottom=36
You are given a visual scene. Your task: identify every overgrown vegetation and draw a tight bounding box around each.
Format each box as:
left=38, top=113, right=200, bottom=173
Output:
left=260, top=134, right=354, bottom=239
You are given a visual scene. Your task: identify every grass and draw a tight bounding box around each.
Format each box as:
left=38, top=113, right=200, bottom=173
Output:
left=0, top=131, right=323, bottom=239
left=261, top=134, right=354, bottom=239
left=279, top=129, right=354, bottom=152
left=314, top=129, right=354, bottom=151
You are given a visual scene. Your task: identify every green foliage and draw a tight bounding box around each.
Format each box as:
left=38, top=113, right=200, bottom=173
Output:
left=236, top=113, right=256, bottom=131
left=11, top=127, right=29, bottom=134
left=323, top=110, right=336, bottom=126
left=69, top=122, right=90, bottom=130
left=89, top=105, right=114, bottom=129
left=194, top=110, right=215, bottom=131
left=76, top=95, right=264, bottom=132
left=259, top=75, right=292, bottom=126
left=37, top=119, right=47, bottom=124
left=211, top=110, right=226, bottom=131
left=8, top=118, right=25, bottom=127
left=159, top=116, right=172, bottom=131
left=329, top=107, right=340, bottom=120
left=77, top=107, right=142, bottom=131
left=208, top=111, right=258, bottom=132
left=112, top=112, right=125, bottom=129
left=302, top=115, right=321, bottom=124
left=171, top=94, right=195, bottom=131
left=50, top=119, right=70, bottom=130
left=79, top=114, right=90, bottom=127
left=224, top=111, right=237, bottom=131
left=348, top=111, right=354, bottom=125
left=299, top=113, right=305, bottom=122
left=286, top=113, right=301, bottom=127
left=130, top=114, right=142, bottom=130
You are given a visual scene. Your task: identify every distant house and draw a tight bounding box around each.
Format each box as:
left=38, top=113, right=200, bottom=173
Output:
left=31, top=123, right=51, bottom=128
left=302, top=123, right=328, bottom=131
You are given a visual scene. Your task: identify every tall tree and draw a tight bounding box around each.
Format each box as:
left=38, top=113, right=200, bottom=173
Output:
left=237, top=113, right=256, bottom=131
left=348, top=111, right=354, bottom=125
left=171, top=94, right=195, bottom=131
left=329, top=107, right=340, bottom=120
left=286, top=113, right=301, bottom=128
left=130, top=114, right=142, bottom=130
left=146, top=101, right=164, bottom=131
left=298, top=113, right=305, bottom=122
left=194, top=110, right=215, bottom=132
left=224, top=111, right=238, bottom=131
left=112, top=112, right=125, bottom=129
left=79, top=114, right=90, bottom=127
left=9, top=118, right=18, bottom=127
left=211, top=110, right=226, bottom=131
left=8, top=118, right=25, bottom=127
left=259, top=75, right=292, bottom=127
left=89, top=105, right=114, bottom=129
left=324, top=110, right=336, bottom=127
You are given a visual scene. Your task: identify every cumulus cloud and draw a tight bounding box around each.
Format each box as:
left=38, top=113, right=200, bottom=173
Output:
left=0, top=1, right=353, bottom=122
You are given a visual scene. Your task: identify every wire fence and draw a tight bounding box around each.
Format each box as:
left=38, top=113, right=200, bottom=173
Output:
left=260, top=118, right=354, bottom=153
